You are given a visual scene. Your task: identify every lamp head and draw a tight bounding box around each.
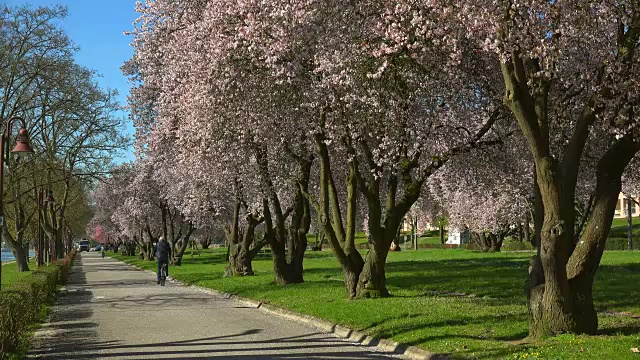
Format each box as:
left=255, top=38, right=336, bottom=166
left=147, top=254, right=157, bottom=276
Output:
left=11, top=128, right=34, bottom=158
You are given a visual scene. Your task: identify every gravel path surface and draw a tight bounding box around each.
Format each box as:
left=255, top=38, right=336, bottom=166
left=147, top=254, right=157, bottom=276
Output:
left=28, top=252, right=400, bottom=359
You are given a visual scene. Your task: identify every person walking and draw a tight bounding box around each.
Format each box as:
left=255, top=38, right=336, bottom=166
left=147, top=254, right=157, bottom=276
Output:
left=155, top=236, right=171, bottom=285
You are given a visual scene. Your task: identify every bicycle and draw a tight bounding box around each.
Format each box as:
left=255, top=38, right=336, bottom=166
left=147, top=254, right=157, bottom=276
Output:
left=160, top=262, right=168, bottom=286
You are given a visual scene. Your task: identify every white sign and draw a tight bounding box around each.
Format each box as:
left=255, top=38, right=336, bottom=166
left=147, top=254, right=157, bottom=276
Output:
left=446, top=228, right=469, bottom=245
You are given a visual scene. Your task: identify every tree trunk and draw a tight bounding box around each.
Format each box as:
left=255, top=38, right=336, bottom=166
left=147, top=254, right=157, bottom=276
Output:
left=2, top=223, right=30, bottom=272
left=226, top=196, right=248, bottom=275
left=229, top=213, right=265, bottom=276
left=524, top=211, right=531, bottom=244
left=342, top=257, right=362, bottom=298
left=492, top=232, right=504, bottom=252
left=390, top=224, right=402, bottom=251
left=228, top=241, right=249, bottom=275
left=124, top=241, right=136, bottom=256
left=478, top=232, right=491, bottom=252
left=439, top=224, right=445, bottom=245
left=307, top=135, right=364, bottom=297
left=271, top=244, right=303, bottom=284
left=517, top=222, right=523, bottom=242
left=533, top=167, right=544, bottom=248
left=200, top=237, right=212, bottom=249
left=255, top=143, right=311, bottom=285
left=526, top=159, right=577, bottom=338
left=13, top=245, right=30, bottom=272
left=143, top=241, right=153, bottom=261
left=172, top=225, right=195, bottom=266
left=356, top=242, right=390, bottom=298
left=312, top=232, right=325, bottom=251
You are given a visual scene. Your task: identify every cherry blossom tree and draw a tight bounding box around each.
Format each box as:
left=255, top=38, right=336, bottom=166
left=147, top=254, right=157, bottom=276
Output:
left=125, top=0, right=507, bottom=297
left=429, top=140, right=532, bottom=251
left=388, top=0, right=640, bottom=337
left=126, top=0, right=316, bottom=283
left=90, top=165, right=137, bottom=256
left=289, top=1, right=505, bottom=297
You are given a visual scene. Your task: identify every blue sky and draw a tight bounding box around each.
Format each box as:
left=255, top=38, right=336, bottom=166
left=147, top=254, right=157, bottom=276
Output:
left=5, top=0, right=138, bottom=163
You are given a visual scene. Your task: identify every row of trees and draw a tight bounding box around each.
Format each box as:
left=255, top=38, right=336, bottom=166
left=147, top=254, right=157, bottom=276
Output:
left=89, top=0, right=640, bottom=340
left=0, top=5, right=128, bottom=271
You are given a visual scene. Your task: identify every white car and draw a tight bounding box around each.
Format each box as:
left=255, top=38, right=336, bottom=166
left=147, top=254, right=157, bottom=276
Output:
left=78, top=240, right=90, bottom=252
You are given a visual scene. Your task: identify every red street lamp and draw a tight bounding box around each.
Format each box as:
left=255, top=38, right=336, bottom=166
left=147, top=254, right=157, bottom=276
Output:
left=0, top=117, right=35, bottom=291
left=11, top=128, right=34, bottom=156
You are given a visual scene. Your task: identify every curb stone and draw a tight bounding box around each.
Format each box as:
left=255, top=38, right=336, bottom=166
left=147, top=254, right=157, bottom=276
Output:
left=117, top=258, right=446, bottom=360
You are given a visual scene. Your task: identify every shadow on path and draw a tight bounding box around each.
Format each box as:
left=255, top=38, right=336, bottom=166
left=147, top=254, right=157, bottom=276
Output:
left=27, top=253, right=399, bottom=360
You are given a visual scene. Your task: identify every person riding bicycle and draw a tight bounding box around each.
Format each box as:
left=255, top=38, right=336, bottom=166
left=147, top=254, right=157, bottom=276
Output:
left=155, top=236, right=171, bottom=285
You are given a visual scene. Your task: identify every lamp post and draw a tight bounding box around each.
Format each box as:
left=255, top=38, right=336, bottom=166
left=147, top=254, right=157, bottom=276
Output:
left=0, top=116, right=35, bottom=291
left=45, top=190, right=55, bottom=263
left=36, top=188, right=43, bottom=267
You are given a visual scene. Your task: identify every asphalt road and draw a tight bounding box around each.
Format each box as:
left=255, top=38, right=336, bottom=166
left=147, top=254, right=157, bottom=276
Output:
left=28, top=252, right=400, bottom=360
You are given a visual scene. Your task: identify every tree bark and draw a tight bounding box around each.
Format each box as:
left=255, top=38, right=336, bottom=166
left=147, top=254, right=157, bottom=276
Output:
left=524, top=210, right=531, bottom=244
left=306, top=135, right=364, bottom=297
left=493, top=232, right=504, bottom=252
left=172, top=224, right=195, bottom=266
left=12, top=243, right=30, bottom=272
left=124, top=239, right=136, bottom=256
left=200, top=237, right=212, bottom=249
left=390, top=223, right=402, bottom=251
left=439, top=224, right=445, bottom=245
left=255, top=141, right=312, bottom=285
left=533, top=172, right=544, bottom=248
left=501, top=48, right=640, bottom=337
left=526, top=158, right=578, bottom=337
left=356, top=241, right=390, bottom=298
left=228, top=211, right=266, bottom=276
left=2, top=215, right=30, bottom=272
left=517, top=222, right=523, bottom=242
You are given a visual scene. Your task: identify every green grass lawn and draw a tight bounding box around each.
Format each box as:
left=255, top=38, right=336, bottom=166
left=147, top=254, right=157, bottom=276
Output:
left=610, top=217, right=640, bottom=237
left=111, top=249, right=640, bottom=360
left=1, top=259, right=37, bottom=287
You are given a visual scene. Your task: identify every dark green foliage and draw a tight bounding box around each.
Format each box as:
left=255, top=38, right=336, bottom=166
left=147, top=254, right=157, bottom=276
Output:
left=605, top=237, right=640, bottom=250
left=0, top=251, right=76, bottom=358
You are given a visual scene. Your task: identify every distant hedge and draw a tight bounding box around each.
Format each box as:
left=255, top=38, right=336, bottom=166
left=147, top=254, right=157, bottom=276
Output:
left=605, top=237, right=640, bottom=251
left=0, top=251, right=76, bottom=358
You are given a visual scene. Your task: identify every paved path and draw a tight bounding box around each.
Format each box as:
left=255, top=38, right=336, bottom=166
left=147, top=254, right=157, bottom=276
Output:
left=28, top=252, right=400, bottom=359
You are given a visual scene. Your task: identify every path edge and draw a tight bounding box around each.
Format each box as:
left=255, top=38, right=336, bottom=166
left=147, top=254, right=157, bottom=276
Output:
left=116, top=257, right=446, bottom=360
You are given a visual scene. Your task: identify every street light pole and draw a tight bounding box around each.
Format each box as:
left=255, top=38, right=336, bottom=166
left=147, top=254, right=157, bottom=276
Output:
left=0, top=116, right=35, bottom=291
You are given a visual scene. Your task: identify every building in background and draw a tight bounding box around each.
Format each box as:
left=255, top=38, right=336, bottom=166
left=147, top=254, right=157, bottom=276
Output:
left=615, top=193, right=640, bottom=219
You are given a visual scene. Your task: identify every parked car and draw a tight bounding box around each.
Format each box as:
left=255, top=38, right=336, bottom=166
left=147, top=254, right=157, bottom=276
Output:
left=78, top=239, right=90, bottom=252
left=93, top=245, right=102, bottom=252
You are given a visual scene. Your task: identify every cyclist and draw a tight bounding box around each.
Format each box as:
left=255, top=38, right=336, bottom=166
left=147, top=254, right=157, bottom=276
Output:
left=155, top=236, right=171, bottom=285
left=101, top=245, right=105, bottom=259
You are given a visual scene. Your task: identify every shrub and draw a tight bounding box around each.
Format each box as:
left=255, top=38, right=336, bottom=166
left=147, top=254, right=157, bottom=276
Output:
left=0, top=250, right=76, bottom=358
left=502, top=240, right=535, bottom=251
left=605, top=237, right=640, bottom=251
left=464, top=242, right=481, bottom=251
